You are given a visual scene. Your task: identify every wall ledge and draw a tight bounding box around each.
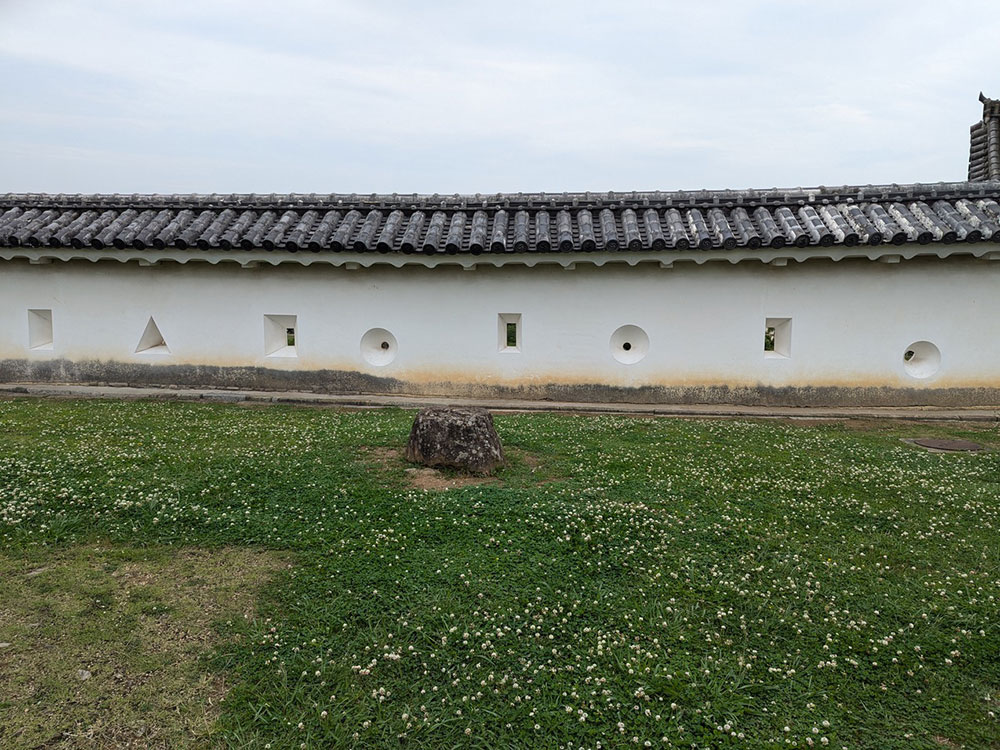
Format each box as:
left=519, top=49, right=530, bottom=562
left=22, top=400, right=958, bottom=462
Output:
left=2, top=242, right=1000, bottom=271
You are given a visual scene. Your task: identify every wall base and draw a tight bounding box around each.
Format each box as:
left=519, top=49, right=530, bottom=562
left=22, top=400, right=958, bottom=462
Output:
left=3, top=358, right=1000, bottom=407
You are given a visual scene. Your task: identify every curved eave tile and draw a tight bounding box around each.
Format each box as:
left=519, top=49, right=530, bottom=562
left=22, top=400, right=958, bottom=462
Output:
left=2, top=186, right=1000, bottom=258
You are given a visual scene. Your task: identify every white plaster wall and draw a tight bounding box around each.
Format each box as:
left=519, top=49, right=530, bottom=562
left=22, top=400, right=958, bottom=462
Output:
left=1, top=255, right=999, bottom=390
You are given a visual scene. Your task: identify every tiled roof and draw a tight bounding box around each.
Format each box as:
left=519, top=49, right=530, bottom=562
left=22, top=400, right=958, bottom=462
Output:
left=1, top=183, right=1000, bottom=255
left=970, top=93, right=1000, bottom=181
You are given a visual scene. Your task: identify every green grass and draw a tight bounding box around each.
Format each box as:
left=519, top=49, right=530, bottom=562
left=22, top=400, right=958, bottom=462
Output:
left=0, top=544, right=288, bottom=748
left=1, top=399, right=999, bottom=749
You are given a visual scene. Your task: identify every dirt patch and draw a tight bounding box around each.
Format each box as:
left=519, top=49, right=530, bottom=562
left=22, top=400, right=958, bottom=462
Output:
left=404, top=466, right=501, bottom=491
left=519, top=450, right=543, bottom=469
left=0, top=544, right=290, bottom=749
left=365, top=447, right=499, bottom=490
left=360, top=445, right=560, bottom=491
left=367, top=446, right=405, bottom=464
left=932, top=737, right=961, bottom=749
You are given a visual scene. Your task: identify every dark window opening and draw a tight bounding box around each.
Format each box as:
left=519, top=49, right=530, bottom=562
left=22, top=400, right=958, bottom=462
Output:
left=764, top=326, right=776, bottom=352
left=286, top=327, right=296, bottom=347
left=622, top=341, right=632, bottom=351
left=506, top=322, right=518, bottom=348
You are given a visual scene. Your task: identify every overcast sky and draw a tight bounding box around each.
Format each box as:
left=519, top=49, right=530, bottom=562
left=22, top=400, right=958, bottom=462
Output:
left=1, top=0, right=998, bottom=194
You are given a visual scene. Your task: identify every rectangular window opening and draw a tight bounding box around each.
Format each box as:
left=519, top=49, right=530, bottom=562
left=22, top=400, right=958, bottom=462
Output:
left=28, top=309, right=53, bottom=350
left=764, top=317, right=791, bottom=359
left=264, top=314, right=297, bottom=357
left=498, top=313, right=521, bottom=353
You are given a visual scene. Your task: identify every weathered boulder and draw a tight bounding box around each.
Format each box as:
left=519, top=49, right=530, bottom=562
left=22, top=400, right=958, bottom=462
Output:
left=405, top=407, right=504, bottom=474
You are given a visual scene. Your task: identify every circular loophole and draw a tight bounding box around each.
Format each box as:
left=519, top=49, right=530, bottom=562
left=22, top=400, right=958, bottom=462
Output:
left=361, top=328, right=397, bottom=366
left=902, top=340, right=940, bottom=379
left=610, top=325, right=649, bottom=364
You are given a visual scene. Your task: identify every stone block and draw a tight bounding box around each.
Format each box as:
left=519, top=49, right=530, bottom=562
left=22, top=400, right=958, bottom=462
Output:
left=405, top=407, right=504, bottom=474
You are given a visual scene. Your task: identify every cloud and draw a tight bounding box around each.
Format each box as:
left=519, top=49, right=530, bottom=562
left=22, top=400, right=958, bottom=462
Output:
left=0, top=0, right=997, bottom=192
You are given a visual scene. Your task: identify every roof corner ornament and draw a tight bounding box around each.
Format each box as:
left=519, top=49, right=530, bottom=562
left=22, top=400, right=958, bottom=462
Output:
left=969, top=91, right=1000, bottom=181
left=981, top=91, right=1000, bottom=117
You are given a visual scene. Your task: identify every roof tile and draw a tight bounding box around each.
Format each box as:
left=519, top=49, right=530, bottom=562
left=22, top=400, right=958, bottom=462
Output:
left=581, top=210, right=598, bottom=251
left=12, top=209, right=58, bottom=246
left=621, top=208, right=641, bottom=251
left=819, top=205, right=857, bottom=246
left=1, top=183, right=998, bottom=257
left=445, top=212, right=465, bottom=254
left=512, top=210, right=529, bottom=252
left=491, top=210, right=508, bottom=253
left=220, top=210, right=258, bottom=249
left=398, top=211, right=424, bottom=253
left=534, top=210, right=552, bottom=252
left=72, top=210, right=117, bottom=248
left=242, top=211, right=276, bottom=249
left=284, top=210, right=318, bottom=251
left=176, top=209, right=215, bottom=249
left=890, top=203, right=932, bottom=244
left=730, top=207, right=760, bottom=249
left=113, top=209, right=157, bottom=248
left=599, top=208, right=619, bottom=251
left=556, top=210, right=573, bottom=252
left=263, top=210, right=298, bottom=250
left=155, top=209, right=194, bottom=248
left=468, top=210, right=488, bottom=254
left=708, top=208, right=737, bottom=250
left=775, top=207, right=808, bottom=248
left=642, top=208, right=666, bottom=250
left=422, top=211, right=446, bottom=253
left=200, top=208, right=238, bottom=249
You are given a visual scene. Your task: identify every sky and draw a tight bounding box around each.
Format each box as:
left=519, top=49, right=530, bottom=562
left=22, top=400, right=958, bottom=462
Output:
left=1, top=0, right=998, bottom=195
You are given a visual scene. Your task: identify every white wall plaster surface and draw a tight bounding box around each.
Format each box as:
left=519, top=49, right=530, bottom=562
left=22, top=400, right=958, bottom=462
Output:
left=1, top=254, right=998, bottom=390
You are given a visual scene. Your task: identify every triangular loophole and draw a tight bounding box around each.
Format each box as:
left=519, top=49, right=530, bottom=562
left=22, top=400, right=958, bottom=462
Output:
left=135, top=317, right=169, bottom=353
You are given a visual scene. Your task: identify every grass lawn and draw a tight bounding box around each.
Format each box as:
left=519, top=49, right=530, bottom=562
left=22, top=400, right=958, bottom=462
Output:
left=0, top=399, right=998, bottom=749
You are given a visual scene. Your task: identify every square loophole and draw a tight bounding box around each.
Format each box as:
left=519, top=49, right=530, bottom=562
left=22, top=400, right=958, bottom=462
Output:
left=764, top=317, right=791, bottom=359
left=28, top=309, right=53, bottom=350
left=264, top=314, right=297, bottom=357
left=498, top=313, right=521, bottom=353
